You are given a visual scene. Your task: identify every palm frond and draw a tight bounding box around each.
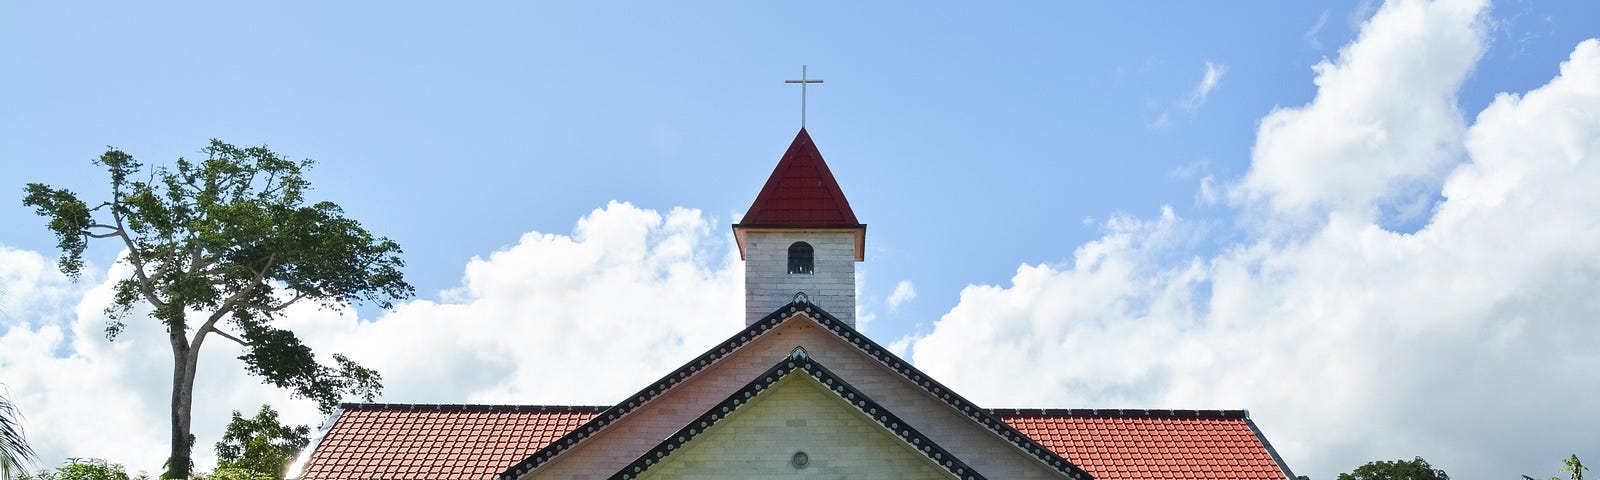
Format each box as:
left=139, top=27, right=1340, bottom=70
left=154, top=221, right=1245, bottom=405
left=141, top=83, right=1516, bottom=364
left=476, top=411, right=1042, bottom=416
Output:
left=0, top=385, right=39, bottom=480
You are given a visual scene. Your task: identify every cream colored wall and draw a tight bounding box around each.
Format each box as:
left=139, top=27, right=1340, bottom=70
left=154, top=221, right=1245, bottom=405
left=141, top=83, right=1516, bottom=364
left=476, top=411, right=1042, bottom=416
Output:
left=527, top=314, right=1067, bottom=479
left=634, top=375, right=956, bottom=479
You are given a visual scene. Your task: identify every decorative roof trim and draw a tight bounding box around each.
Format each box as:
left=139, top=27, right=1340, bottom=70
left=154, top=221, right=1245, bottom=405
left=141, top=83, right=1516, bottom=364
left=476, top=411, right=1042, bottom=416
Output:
left=989, top=408, right=1250, bottom=419
left=337, top=403, right=608, bottom=413
left=499, top=304, right=801, bottom=479
left=790, top=304, right=1093, bottom=479
left=607, top=347, right=985, bottom=480
left=1244, top=413, right=1298, bottom=480
left=501, top=301, right=1093, bottom=480
left=284, top=405, right=343, bottom=480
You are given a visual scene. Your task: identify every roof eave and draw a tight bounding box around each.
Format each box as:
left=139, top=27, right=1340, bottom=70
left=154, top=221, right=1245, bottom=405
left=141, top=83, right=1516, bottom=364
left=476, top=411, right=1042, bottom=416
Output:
left=284, top=405, right=345, bottom=480
left=731, top=224, right=866, bottom=261
left=501, top=301, right=1093, bottom=480
left=1244, top=411, right=1299, bottom=480
left=604, top=347, right=988, bottom=480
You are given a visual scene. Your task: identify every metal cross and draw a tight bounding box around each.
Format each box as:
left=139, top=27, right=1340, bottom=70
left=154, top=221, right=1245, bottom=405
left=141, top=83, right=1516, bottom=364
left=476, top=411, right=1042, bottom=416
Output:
left=784, top=65, right=824, bottom=128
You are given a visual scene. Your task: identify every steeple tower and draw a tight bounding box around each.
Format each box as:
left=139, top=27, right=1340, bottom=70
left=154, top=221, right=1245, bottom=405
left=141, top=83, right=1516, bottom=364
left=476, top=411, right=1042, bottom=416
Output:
left=734, top=128, right=866, bottom=327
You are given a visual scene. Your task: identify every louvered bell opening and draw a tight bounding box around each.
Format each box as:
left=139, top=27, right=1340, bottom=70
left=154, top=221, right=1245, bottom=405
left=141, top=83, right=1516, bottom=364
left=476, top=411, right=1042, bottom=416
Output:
left=788, top=242, right=814, bottom=274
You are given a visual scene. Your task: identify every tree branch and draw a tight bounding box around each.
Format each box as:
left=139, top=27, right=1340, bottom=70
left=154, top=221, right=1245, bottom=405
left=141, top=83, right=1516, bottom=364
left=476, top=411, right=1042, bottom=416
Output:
left=205, top=327, right=248, bottom=347
left=84, top=224, right=123, bottom=239
left=192, top=253, right=277, bottom=352
left=108, top=204, right=167, bottom=312
left=250, top=293, right=306, bottom=313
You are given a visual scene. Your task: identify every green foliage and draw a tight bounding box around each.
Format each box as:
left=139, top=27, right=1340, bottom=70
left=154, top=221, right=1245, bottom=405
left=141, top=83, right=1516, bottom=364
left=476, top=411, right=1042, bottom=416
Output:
left=1563, top=455, right=1589, bottom=480
left=1, top=387, right=38, bottom=480
left=197, top=469, right=274, bottom=480
left=1336, top=456, right=1448, bottom=480
left=23, top=140, right=413, bottom=479
left=1525, top=454, right=1588, bottom=480
left=18, top=458, right=147, bottom=480
left=214, top=405, right=309, bottom=480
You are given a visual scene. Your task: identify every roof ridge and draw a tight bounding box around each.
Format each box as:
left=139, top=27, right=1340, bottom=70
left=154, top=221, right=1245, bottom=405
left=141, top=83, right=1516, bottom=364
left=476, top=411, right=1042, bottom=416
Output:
left=339, top=403, right=611, bottom=413
left=987, top=408, right=1250, bottom=419
left=500, top=301, right=1094, bottom=480
left=602, top=346, right=991, bottom=480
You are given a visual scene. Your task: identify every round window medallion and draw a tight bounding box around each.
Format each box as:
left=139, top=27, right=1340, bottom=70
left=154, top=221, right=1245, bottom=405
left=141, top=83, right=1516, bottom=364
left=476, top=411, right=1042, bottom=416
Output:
left=791, top=451, right=809, bottom=469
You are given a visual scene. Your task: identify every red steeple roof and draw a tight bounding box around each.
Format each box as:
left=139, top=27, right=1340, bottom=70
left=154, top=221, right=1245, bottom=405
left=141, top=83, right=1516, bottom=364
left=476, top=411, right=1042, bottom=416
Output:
left=736, top=128, right=862, bottom=228
left=732, top=129, right=866, bottom=260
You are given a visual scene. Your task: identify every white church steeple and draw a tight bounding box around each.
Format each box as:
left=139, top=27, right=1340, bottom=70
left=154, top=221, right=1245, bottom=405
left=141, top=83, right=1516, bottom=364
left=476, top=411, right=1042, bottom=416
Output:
left=733, top=128, right=866, bottom=327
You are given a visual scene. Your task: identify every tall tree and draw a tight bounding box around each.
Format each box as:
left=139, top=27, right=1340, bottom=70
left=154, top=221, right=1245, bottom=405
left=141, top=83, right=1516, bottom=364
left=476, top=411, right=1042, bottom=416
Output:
left=23, top=141, right=413, bottom=479
left=214, top=405, right=309, bottom=479
left=1336, top=456, right=1449, bottom=480
left=1, top=386, right=38, bottom=480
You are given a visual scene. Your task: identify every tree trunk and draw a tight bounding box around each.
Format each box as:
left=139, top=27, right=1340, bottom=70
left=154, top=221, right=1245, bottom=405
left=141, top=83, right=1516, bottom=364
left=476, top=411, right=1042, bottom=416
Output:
left=166, top=339, right=198, bottom=479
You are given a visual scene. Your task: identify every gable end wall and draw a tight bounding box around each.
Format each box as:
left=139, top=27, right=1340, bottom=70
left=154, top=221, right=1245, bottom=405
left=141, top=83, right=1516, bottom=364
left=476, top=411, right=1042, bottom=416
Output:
left=527, top=315, right=1066, bottom=479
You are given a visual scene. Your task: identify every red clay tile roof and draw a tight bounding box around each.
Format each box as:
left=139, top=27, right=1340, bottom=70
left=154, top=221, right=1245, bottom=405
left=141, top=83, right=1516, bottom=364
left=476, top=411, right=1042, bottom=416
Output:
left=294, top=405, right=1291, bottom=480
left=293, top=304, right=1292, bottom=480
left=995, top=409, right=1293, bottom=480
left=293, top=405, right=602, bottom=480
left=736, top=128, right=861, bottom=228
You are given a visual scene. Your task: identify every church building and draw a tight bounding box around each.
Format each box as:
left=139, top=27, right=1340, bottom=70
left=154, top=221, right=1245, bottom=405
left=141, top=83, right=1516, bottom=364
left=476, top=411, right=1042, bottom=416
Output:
left=288, top=129, right=1296, bottom=480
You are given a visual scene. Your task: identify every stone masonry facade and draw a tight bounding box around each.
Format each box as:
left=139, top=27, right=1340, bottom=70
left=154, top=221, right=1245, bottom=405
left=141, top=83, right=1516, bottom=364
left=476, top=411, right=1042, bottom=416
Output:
left=634, top=375, right=957, bottom=479
left=526, top=314, right=1067, bottom=479
left=742, top=230, right=857, bottom=326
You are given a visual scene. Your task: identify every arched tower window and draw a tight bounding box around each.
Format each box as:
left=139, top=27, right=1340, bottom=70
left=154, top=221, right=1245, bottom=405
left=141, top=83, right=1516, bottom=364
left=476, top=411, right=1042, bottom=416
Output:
left=788, top=242, right=814, bottom=274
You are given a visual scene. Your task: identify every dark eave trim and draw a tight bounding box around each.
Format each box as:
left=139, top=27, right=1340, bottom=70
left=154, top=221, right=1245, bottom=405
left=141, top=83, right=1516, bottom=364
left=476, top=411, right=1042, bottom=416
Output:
left=989, top=408, right=1249, bottom=419
left=794, top=304, right=1093, bottom=479
left=284, top=405, right=344, bottom=480
left=500, top=303, right=802, bottom=479
left=1243, top=411, right=1298, bottom=480
left=607, top=347, right=985, bottom=480
left=731, top=223, right=867, bottom=229
left=337, top=403, right=608, bottom=414
left=501, top=300, right=1092, bottom=480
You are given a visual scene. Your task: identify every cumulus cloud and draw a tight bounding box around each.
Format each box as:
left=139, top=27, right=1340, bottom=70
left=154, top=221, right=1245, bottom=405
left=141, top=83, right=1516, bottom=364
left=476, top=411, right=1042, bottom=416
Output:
left=1236, top=0, right=1487, bottom=221
left=887, top=281, right=917, bottom=309
left=0, top=201, right=743, bottom=473
left=5, top=3, right=1598, bottom=480
left=907, top=2, right=1600, bottom=479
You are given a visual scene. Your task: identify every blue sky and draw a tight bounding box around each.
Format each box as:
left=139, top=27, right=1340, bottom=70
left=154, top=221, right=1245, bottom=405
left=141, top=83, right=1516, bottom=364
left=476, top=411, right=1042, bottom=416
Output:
left=4, top=1, right=1595, bottom=340
left=4, top=1, right=1600, bottom=478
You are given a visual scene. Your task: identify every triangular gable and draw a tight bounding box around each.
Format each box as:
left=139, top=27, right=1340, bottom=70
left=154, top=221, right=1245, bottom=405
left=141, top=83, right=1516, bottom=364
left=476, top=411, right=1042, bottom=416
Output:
left=611, top=347, right=981, bottom=480
left=500, top=301, right=1093, bottom=480
left=736, top=128, right=862, bottom=228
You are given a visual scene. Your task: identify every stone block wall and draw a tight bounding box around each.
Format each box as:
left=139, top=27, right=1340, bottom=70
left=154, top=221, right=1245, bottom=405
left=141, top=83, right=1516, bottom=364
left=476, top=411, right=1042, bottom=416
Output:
left=634, top=376, right=956, bottom=479
left=742, top=230, right=856, bottom=326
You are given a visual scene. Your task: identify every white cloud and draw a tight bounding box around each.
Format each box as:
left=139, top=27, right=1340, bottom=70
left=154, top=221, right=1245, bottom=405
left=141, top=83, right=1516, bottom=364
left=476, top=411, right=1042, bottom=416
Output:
left=1235, top=0, right=1488, bottom=221
left=1182, top=62, right=1229, bottom=112
left=907, top=4, right=1600, bottom=480
left=5, top=3, right=1598, bottom=480
left=1306, top=9, right=1332, bottom=49
left=887, top=281, right=917, bottom=309
left=0, top=201, right=743, bottom=474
